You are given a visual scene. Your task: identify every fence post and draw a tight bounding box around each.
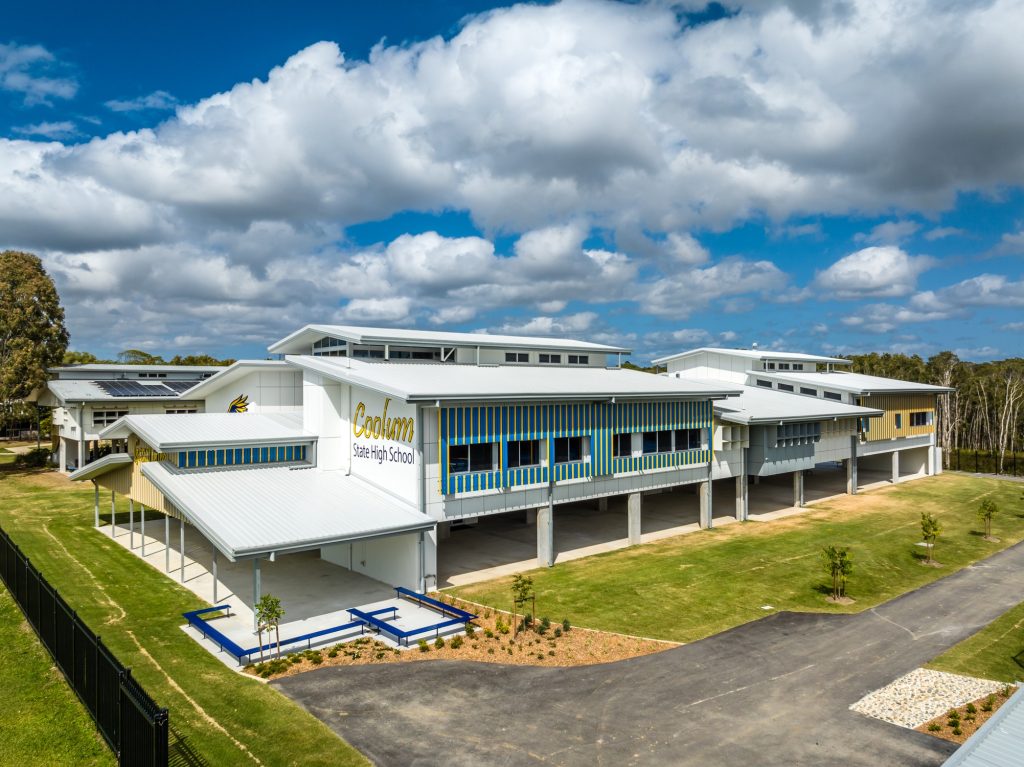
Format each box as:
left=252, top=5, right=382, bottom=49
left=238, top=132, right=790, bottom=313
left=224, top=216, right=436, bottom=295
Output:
left=975, top=450, right=979, bottom=473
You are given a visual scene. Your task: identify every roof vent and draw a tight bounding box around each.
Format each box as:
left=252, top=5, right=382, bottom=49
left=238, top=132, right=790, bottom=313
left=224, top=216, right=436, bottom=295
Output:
left=751, top=342, right=759, bottom=350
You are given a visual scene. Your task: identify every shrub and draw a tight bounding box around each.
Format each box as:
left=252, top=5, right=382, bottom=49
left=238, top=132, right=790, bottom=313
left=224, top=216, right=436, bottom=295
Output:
left=1001, top=684, right=1014, bottom=697
left=553, top=627, right=562, bottom=638
left=289, top=654, right=302, bottom=665
left=952, top=727, right=962, bottom=736
left=562, top=618, right=571, bottom=632
left=16, top=447, right=50, bottom=468
left=484, top=628, right=494, bottom=638
left=327, top=649, right=339, bottom=658
left=928, top=723, right=941, bottom=732
left=465, top=622, right=476, bottom=637
left=496, top=619, right=510, bottom=635
left=418, top=639, right=429, bottom=653
left=450, top=636, right=464, bottom=649
left=547, top=650, right=555, bottom=656
left=965, top=703, right=977, bottom=714
left=434, top=637, right=445, bottom=649
left=487, top=647, right=495, bottom=654
left=982, top=695, right=995, bottom=712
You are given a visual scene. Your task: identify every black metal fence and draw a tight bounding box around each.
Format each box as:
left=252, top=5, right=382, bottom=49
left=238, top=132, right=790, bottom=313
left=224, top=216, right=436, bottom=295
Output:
left=951, top=449, right=1024, bottom=477
left=0, top=525, right=168, bottom=766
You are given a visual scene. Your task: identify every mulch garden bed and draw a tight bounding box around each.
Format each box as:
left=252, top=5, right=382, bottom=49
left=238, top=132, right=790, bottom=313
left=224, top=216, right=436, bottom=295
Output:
left=916, top=685, right=1018, bottom=744
left=244, top=594, right=673, bottom=680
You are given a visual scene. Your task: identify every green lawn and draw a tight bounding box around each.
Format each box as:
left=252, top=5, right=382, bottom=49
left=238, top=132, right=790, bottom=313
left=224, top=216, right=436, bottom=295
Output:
left=0, top=448, right=16, bottom=466
left=927, top=600, right=1024, bottom=683
left=453, top=473, right=1024, bottom=643
left=0, top=585, right=112, bottom=766
left=0, top=467, right=368, bottom=766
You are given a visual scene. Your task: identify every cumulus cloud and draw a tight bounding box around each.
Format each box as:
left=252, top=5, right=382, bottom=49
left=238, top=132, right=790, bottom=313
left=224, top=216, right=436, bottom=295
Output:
left=12, top=120, right=80, bottom=139
left=924, top=226, right=965, bottom=241
left=0, top=42, right=77, bottom=105
left=995, top=229, right=1024, bottom=255
left=854, top=220, right=920, bottom=244
left=814, top=246, right=934, bottom=298
left=646, top=257, right=789, bottom=317
left=490, top=312, right=598, bottom=336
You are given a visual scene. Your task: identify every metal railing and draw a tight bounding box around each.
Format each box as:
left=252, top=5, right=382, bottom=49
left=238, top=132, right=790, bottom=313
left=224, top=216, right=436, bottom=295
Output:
left=951, top=449, right=1024, bottom=477
left=0, top=525, right=169, bottom=766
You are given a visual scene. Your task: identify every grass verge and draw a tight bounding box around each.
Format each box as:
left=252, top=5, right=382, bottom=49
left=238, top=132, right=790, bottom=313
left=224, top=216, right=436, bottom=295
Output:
left=453, top=474, right=1024, bottom=643
left=0, top=467, right=368, bottom=766
left=0, top=585, right=112, bottom=766
left=927, top=600, right=1024, bottom=683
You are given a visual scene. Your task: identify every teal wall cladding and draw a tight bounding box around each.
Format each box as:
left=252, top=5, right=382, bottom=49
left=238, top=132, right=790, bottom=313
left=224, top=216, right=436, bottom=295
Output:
left=439, top=400, right=713, bottom=495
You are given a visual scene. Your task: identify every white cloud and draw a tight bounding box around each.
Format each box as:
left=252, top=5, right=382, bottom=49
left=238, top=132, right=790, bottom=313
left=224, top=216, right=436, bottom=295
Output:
left=814, top=246, right=934, bottom=298
left=0, top=42, right=77, bottom=105
left=647, top=257, right=789, bottom=318
left=915, top=273, right=1024, bottom=308
left=995, top=229, right=1024, bottom=255
left=924, top=226, right=965, bottom=241
left=854, top=220, right=920, bottom=244
left=1002, top=321, right=1024, bottom=331
left=666, top=232, right=710, bottom=265
left=490, top=312, right=598, bottom=336
left=12, top=120, right=79, bottom=139
left=839, top=302, right=950, bottom=333
left=105, top=90, right=179, bottom=112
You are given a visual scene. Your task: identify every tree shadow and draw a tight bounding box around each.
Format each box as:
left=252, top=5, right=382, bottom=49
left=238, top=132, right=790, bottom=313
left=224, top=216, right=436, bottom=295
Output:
left=169, top=725, right=211, bottom=767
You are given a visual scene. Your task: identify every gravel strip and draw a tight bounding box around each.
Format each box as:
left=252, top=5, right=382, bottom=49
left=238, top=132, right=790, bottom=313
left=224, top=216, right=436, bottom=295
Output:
left=850, top=668, right=1004, bottom=728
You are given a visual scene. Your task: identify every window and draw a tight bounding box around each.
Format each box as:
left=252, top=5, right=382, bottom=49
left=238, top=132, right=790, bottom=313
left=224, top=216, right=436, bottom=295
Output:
left=756, top=379, right=772, bottom=388
left=612, top=433, right=632, bottom=458
left=894, top=413, right=902, bottom=430
left=568, top=355, right=589, bottom=365
left=505, top=352, right=529, bottom=363
left=777, top=383, right=794, bottom=392
left=92, top=410, right=128, bottom=427
left=823, top=391, right=842, bottom=401
left=448, top=443, right=496, bottom=474
left=539, top=353, right=562, bottom=364
left=553, top=436, right=584, bottom=463
left=352, top=348, right=385, bottom=358
left=674, top=428, right=702, bottom=451
left=778, top=363, right=790, bottom=370
left=792, top=363, right=804, bottom=371
left=642, top=430, right=673, bottom=454
left=766, top=362, right=776, bottom=370
left=138, top=372, right=167, bottom=379
left=165, top=408, right=197, bottom=415
left=800, top=387, right=817, bottom=396
left=910, top=411, right=932, bottom=427
left=507, top=439, right=541, bottom=468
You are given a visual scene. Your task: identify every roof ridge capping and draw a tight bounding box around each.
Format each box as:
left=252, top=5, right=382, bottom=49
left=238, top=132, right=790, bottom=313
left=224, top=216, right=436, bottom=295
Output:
left=652, top=347, right=851, bottom=365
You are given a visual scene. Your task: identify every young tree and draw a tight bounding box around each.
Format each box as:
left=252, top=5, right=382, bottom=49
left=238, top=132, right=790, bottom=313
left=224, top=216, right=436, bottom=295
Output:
left=0, top=251, right=69, bottom=419
left=921, top=512, right=942, bottom=564
left=821, top=545, right=853, bottom=600
left=511, top=573, right=535, bottom=636
left=977, top=498, right=998, bottom=540
left=255, top=594, right=285, bottom=659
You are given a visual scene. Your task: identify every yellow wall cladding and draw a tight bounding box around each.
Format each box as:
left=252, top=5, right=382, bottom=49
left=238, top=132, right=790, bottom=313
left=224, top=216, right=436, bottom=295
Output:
left=94, top=438, right=182, bottom=519
left=860, top=393, right=936, bottom=442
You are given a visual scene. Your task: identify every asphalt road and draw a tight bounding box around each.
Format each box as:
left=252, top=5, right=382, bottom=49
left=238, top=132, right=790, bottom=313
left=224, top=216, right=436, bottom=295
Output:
left=274, top=542, right=1024, bottom=766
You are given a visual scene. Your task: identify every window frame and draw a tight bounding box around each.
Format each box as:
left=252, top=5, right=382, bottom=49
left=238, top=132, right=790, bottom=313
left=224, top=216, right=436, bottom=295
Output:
left=507, top=439, right=541, bottom=469
left=553, top=435, right=585, bottom=464
left=448, top=442, right=497, bottom=474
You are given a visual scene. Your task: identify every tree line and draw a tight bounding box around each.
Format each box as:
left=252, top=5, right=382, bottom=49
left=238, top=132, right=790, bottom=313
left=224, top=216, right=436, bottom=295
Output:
left=847, top=351, right=1024, bottom=472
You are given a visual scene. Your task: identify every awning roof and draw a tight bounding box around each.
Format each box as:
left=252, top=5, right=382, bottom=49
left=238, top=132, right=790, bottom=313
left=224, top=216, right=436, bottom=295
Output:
left=704, top=379, right=884, bottom=424
left=100, top=412, right=315, bottom=451
left=140, top=462, right=434, bottom=560
left=756, top=371, right=955, bottom=395
left=68, top=452, right=132, bottom=481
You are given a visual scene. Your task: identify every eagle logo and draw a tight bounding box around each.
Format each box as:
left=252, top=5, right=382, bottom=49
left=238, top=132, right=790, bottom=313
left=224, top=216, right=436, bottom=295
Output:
left=228, top=394, right=249, bottom=413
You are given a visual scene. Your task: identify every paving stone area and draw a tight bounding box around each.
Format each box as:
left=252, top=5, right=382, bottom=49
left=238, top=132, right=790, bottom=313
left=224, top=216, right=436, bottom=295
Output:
left=851, top=668, right=1004, bottom=728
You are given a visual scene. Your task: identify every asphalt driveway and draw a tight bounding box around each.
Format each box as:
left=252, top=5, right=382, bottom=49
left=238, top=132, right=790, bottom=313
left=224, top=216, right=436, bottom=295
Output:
left=273, top=542, right=1024, bottom=766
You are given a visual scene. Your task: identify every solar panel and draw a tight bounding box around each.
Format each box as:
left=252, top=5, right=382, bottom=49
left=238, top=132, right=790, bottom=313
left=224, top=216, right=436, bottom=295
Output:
left=95, top=381, right=175, bottom=397
left=162, top=380, right=200, bottom=393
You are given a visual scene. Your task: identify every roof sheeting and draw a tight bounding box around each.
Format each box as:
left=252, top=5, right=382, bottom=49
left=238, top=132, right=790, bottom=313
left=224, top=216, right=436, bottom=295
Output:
left=168, top=359, right=293, bottom=400
left=141, top=462, right=434, bottom=559
left=269, top=323, right=631, bottom=355
left=46, top=378, right=200, bottom=405
left=757, top=371, right=955, bottom=395
left=50, top=363, right=223, bottom=373
left=942, top=688, right=1024, bottom=767
left=288, top=356, right=741, bottom=402
left=100, top=412, right=314, bottom=450
left=701, top=379, right=883, bottom=424
left=652, top=347, right=850, bottom=365
left=68, top=452, right=132, bottom=481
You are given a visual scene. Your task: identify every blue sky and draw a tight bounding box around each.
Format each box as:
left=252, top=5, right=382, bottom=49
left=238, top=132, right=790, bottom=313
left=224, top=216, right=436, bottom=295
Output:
left=2, top=0, right=1022, bottom=363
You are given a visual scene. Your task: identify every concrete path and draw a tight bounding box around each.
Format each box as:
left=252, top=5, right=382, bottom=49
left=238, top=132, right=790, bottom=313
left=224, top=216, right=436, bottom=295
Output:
left=274, top=542, right=1024, bottom=767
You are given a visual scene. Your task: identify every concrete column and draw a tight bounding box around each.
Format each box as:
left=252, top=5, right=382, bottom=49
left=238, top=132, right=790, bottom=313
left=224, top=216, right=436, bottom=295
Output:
left=846, top=437, right=858, bottom=495
left=753, top=474, right=760, bottom=485
left=253, top=559, right=262, bottom=632
left=180, top=517, right=186, bottom=583
left=598, top=496, right=609, bottom=512
left=128, top=499, right=135, bottom=549
left=735, top=474, right=747, bottom=521
left=140, top=506, right=146, bottom=557
left=76, top=432, right=85, bottom=471
left=934, top=446, right=944, bottom=475
left=699, top=481, right=713, bottom=529
left=793, top=470, right=804, bottom=508
left=110, top=490, right=116, bottom=537
left=537, top=503, right=554, bottom=568
left=93, top=481, right=99, bottom=528
left=627, top=492, right=642, bottom=545
left=164, top=514, right=170, bottom=572
left=59, top=438, right=67, bottom=473
left=437, top=521, right=451, bottom=540
left=891, top=451, right=900, bottom=484
left=524, top=508, right=537, bottom=525
left=212, top=546, right=219, bottom=604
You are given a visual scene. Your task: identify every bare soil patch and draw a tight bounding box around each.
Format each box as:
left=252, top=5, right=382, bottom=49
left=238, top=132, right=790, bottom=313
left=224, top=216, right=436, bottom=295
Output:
left=244, top=596, right=671, bottom=680
left=919, top=560, right=944, bottom=568
left=916, top=686, right=1018, bottom=744
left=826, top=595, right=856, bottom=605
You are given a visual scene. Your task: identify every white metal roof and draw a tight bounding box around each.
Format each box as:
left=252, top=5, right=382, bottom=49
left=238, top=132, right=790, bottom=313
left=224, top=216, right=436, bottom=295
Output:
left=269, top=323, right=631, bottom=355
left=941, top=687, right=1024, bottom=767
left=100, top=412, right=314, bottom=451
left=141, top=462, right=434, bottom=560
left=288, top=356, right=740, bottom=403
left=756, top=371, right=954, bottom=395
left=50, top=363, right=224, bottom=374
left=169, top=359, right=291, bottom=399
left=695, top=378, right=883, bottom=424
left=652, top=347, right=850, bottom=366
left=67, top=452, right=132, bottom=481
left=44, top=379, right=201, bottom=405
